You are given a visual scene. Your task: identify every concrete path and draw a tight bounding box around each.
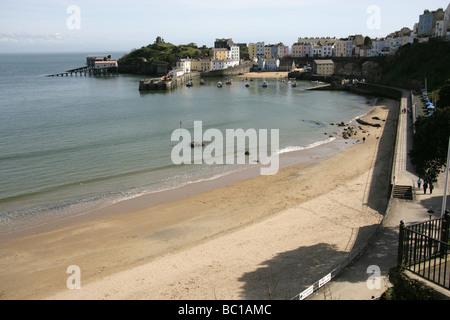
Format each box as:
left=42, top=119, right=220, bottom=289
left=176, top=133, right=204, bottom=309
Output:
left=308, top=88, right=450, bottom=300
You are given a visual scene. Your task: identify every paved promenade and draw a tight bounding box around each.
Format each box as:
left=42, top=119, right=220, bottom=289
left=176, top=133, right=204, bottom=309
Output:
left=309, top=88, right=449, bottom=300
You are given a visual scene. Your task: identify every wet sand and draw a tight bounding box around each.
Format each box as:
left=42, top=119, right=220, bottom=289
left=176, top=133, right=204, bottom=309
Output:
left=0, top=98, right=398, bottom=300
left=237, top=71, right=290, bottom=79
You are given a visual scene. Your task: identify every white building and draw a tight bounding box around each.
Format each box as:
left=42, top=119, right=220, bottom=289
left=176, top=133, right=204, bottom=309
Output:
left=94, top=60, right=118, bottom=70
left=169, top=68, right=184, bottom=77
left=434, top=4, right=450, bottom=39
left=176, top=58, right=191, bottom=74
left=312, top=45, right=323, bottom=57
left=258, top=58, right=280, bottom=71
left=313, top=43, right=335, bottom=57
left=322, top=44, right=335, bottom=57
left=212, top=59, right=240, bottom=70
left=229, top=45, right=240, bottom=60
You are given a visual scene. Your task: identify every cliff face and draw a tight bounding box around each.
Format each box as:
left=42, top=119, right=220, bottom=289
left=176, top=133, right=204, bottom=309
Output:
left=288, top=39, right=449, bottom=92
left=378, top=39, right=450, bottom=91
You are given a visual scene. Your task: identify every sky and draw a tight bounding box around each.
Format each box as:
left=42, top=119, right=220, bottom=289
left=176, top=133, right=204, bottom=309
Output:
left=0, top=0, right=448, bottom=53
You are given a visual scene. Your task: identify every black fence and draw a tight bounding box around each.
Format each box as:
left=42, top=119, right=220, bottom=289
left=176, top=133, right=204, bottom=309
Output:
left=397, top=213, right=450, bottom=289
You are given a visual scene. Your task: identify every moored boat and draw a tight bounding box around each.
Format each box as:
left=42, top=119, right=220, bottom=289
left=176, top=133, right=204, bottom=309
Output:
left=217, top=81, right=223, bottom=88
left=262, top=81, right=268, bottom=88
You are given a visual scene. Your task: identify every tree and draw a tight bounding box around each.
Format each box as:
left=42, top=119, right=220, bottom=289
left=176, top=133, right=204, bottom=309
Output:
left=409, top=107, right=450, bottom=181
left=438, top=81, right=450, bottom=108
left=364, top=36, right=372, bottom=47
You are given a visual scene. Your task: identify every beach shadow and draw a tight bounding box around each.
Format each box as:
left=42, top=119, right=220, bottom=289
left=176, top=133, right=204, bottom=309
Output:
left=237, top=243, right=347, bottom=300
left=237, top=224, right=379, bottom=300
left=419, top=195, right=450, bottom=220
left=328, top=225, right=400, bottom=290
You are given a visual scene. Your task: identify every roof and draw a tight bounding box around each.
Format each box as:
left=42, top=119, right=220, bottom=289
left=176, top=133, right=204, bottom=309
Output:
left=314, top=59, right=334, bottom=64
left=87, top=54, right=111, bottom=57
left=95, top=60, right=117, bottom=63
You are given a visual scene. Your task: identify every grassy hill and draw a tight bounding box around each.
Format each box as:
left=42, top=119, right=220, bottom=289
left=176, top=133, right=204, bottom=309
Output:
left=117, top=42, right=211, bottom=75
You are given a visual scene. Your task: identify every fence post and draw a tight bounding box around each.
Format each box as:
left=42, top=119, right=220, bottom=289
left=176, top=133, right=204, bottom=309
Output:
left=440, top=212, right=449, bottom=256
left=397, top=220, right=405, bottom=266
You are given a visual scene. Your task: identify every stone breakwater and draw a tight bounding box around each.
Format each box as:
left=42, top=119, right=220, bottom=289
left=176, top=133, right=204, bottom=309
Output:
left=139, top=72, right=200, bottom=91
left=139, top=63, right=253, bottom=91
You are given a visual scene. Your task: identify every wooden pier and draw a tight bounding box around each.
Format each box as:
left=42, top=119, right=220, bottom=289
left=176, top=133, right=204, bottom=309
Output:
left=46, top=66, right=88, bottom=77
left=306, top=83, right=331, bottom=90
left=46, top=66, right=119, bottom=77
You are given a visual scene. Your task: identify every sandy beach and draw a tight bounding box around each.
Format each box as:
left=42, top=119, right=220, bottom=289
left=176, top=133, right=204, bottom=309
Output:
left=0, top=97, right=398, bottom=300
left=237, top=71, right=290, bottom=79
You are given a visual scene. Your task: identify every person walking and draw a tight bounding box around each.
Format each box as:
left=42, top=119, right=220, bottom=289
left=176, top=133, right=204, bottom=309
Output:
left=423, top=180, right=428, bottom=194
left=430, top=183, right=434, bottom=195
left=417, top=178, right=422, bottom=189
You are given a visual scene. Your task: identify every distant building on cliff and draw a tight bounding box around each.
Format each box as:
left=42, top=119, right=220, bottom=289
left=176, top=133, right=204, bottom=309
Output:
left=418, top=8, right=445, bottom=37
left=433, top=3, right=450, bottom=37
left=214, top=38, right=234, bottom=49
left=248, top=42, right=265, bottom=60
left=155, top=36, right=165, bottom=44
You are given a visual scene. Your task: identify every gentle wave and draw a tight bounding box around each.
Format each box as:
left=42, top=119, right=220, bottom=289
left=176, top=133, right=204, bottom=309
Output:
left=277, top=137, right=336, bottom=155
left=0, top=163, right=248, bottom=227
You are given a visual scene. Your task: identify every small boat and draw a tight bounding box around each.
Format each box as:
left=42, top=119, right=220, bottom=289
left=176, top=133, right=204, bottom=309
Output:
left=245, top=84, right=250, bottom=88
left=186, top=81, right=193, bottom=87
left=217, top=81, right=223, bottom=88
left=200, top=79, right=205, bottom=85
left=292, top=82, right=297, bottom=87
left=226, top=79, right=233, bottom=85
left=262, top=81, right=268, bottom=88
left=191, top=141, right=205, bottom=148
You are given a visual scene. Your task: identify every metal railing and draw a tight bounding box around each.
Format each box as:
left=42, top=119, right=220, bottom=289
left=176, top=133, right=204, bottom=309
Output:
left=397, top=213, right=450, bottom=289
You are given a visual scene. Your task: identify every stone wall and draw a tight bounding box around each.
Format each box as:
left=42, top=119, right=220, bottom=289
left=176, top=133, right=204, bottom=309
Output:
left=200, top=62, right=253, bottom=78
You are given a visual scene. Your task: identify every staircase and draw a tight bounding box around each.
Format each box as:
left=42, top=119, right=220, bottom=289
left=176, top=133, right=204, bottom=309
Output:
left=393, top=185, right=414, bottom=200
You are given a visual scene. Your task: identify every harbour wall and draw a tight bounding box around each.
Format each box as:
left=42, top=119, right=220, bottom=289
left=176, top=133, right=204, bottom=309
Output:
left=200, top=62, right=253, bottom=78
left=139, top=72, right=201, bottom=91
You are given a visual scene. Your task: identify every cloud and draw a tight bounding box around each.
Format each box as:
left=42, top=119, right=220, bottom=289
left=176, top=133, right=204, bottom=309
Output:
left=0, top=32, right=65, bottom=43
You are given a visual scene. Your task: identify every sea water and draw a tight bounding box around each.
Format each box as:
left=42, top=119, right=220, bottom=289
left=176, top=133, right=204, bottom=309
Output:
left=0, top=52, right=374, bottom=232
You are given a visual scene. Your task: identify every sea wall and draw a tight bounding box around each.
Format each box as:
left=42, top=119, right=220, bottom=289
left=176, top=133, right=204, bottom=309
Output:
left=200, top=62, right=253, bottom=78
left=139, top=72, right=200, bottom=91
left=350, top=83, right=403, bottom=101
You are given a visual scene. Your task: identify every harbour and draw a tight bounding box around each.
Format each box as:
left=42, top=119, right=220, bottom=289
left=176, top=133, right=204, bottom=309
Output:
left=138, top=62, right=253, bottom=91
left=0, top=52, right=374, bottom=230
